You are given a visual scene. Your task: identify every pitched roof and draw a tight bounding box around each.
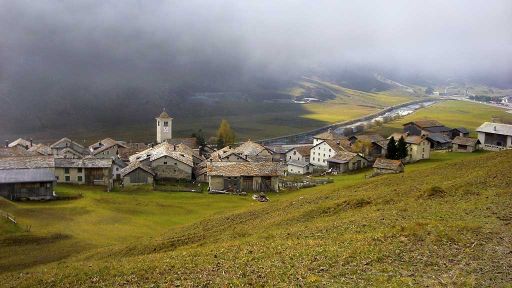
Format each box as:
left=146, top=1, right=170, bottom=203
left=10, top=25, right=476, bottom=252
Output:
left=405, top=136, right=426, bottom=145
left=50, top=137, right=85, bottom=150
left=208, top=146, right=233, bottom=161
left=54, top=158, right=113, bottom=168
left=89, top=138, right=127, bottom=155
left=314, top=129, right=346, bottom=141
left=120, top=161, right=155, bottom=177
left=167, top=138, right=198, bottom=149
left=452, top=136, right=480, bottom=146
left=8, top=138, right=31, bottom=148
left=0, top=168, right=55, bottom=184
left=424, top=126, right=451, bottom=133
left=27, top=144, right=52, bottom=155
left=129, top=142, right=193, bottom=167
left=326, top=151, right=361, bottom=164
left=287, top=160, right=313, bottom=168
left=426, top=133, right=452, bottom=144
left=388, top=133, right=408, bottom=141
left=288, top=145, right=313, bottom=157
left=452, top=127, right=469, bottom=134
left=316, top=139, right=351, bottom=153
left=207, top=162, right=284, bottom=177
left=156, top=109, right=172, bottom=119
left=351, top=134, right=386, bottom=143
left=404, top=120, right=445, bottom=128
left=373, top=158, right=403, bottom=171
left=0, top=156, right=55, bottom=170
left=56, top=147, right=84, bottom=158
left=0, top=147, right=37, bottom=158
left=476, top=122, right=512, bottom=136
left=232, top=141, right=269, bottom=157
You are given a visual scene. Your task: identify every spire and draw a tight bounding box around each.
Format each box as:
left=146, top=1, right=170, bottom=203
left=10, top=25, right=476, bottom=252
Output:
left=157, top=108, right=171, bottom=119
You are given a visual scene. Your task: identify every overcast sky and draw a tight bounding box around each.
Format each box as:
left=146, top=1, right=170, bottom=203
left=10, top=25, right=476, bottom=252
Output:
left=1, top=0, right=511, bottom=89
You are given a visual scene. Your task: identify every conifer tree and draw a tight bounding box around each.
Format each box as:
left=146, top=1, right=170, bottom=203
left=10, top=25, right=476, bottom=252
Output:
left=397, top=136, right=409, bottom=160
left=386, top=137, right=398, bottom=159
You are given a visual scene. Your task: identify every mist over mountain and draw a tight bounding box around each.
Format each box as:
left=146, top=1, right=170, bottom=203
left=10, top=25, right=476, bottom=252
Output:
left=1, top=1, right=511, bottom=140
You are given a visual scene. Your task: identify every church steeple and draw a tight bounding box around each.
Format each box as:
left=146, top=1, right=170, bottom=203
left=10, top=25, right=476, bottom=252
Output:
left=156, top=108, right=173, bottom=143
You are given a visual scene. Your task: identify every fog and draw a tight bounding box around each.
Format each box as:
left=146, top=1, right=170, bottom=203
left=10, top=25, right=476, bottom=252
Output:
left=0, top=0, right=511, bottom=139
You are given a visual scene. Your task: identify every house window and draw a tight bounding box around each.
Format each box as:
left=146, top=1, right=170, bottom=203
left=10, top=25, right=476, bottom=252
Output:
left=293, top=151, right=296, bottom=155
left=164, top=121, right=169, bottom=127
left=78, top=176, right=83, bottom=182
left=78, top=168, right=82, bottom=173
left=329, top=149, right=331, bottom=152
left=175, top=163, right=178, bottom=165
left=158, top=121, right=160, bottom=126
left=55, top=176, right=59, bottom=180
left=64, top=168, right=70, bottom=174
left=163, top=162, right=167, bottom=165
left=65, top=176, right=70, bottom=182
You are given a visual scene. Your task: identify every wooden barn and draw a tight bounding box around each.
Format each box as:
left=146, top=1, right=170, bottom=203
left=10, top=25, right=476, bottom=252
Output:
left=207, top=162, right=284, bottom=192
left=120, top=162, right=155, bottom=186
left=451, top=136, right=481, bottom=152
left=0, top=156, right=55, bottom=200
left=372, top=158, right=404, bottom=175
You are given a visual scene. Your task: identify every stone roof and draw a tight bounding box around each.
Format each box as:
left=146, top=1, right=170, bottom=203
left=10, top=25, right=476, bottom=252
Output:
left=207, top=161, right=284, bottom=177
left=476, top=122, right=512, bottom=136
left=0, top=156, right=55, bottom=170
left=287, top=160, right=312, bottom=168
left=208, top=146, right=232, bottom=161
left=405, top=136, right=426, bottom=145
left=50, top=138, right=88, bottom=155
left=0, top=147, right=37, bottom=158
left=373, top=158, right=403, bottom=171
left=167, top=138, right=198, bottom=149
left=54, top=158, right=113, bottom=168
left=8, top=138, right=31, bottom=149
left=89, top=138, right=127, bottom=155
left=56, top=147, right=85, bottom=158
left=27, top=143, right=52, bottom=155
left=404, top=120, right=445, bottom=128
left=327, top=151, right=360, bottom=164
left=315, top=139, right=351, bottom=154
left=314, top=129, right=346, bottom=141
left=351, top=134, right=386, bottom=143
left=120, top=161, right=155, bottom=177
left=232, top=141, right=269, bottom=157
left=129, top=142, right=193, bottom=167
left=289, top=145, right=313, bottom=157
left=388, top=133, right=408, bottom=141
left=452, top=136, right=480, bottom=146
left=0, top=168, right=56, bottom=184
left=452, top=127, right=469, bottom=134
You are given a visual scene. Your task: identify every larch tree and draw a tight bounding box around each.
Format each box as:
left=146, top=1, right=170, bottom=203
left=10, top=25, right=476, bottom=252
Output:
left=216, top=119, right=235, bottom=148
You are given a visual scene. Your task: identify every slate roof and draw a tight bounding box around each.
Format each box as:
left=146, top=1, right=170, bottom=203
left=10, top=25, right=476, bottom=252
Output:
left=120, top=161, right=155, bottom=177
left=405, top=136, right=426, bottom=145
left=287, top=160, right=312, bottom=168
left=232, top=141, right=269, bottom=157
left=0, top=168, right=56, bottom=184
left=315, top=139, right=351, bottom=153
left=0, top=147, right=36, bottom=158
left=452, top=127, right=469, bottom=134
left=326, top=151, right=361, bottom=164
left=424, top=126, right=451, bottom=133
left=351, top=134, right=386, bottom=143
left=207, top=162, right=284, bottom=177
left=129, top=142, right=193, bottom=167
left=476, top=122, right=512, bottom=136
left=452, top=136, right=480, bottom=146
left=404, top=120, right=445, bottom=128
left=288, top=145, right=313, bottom=157
left=0, top=156, right=55, bottom=170
left=208, top=146, right=233, bottom=161
left=27, top=144, right=52, bottom=155
left=54, top=158, right=112, bottom=168
left=314, top=129, right=346, bottom=141
left=89, top=138, right=127, bottom=155
left=56, top=147, right=84, bottom=158
left=8, top=138, right=31, bottom=149
left=373, top=158, right=404, bottom=171
left=167, top=138, right=198, bottom=149
left=50, top=138, right=88, bottom=155
left=426, top=133, right=452, bottom=144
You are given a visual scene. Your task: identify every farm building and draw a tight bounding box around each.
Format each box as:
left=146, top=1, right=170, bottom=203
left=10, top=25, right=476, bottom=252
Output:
left=89, top=138, right=127, bottom=158
left=207, top=162, right=284, bottom=192
left=403, top=120, right=451, bottom=136
left=326, top=151, right=368, bottom=173
left=287, top=160, right=314, bottom=175
left=120, top=162, right=155, bottom=186
left=50, top=137, right=89, bottom=158
left=54, top=158, right=113, bottom=186
left=450, top=127, right=470, bottom=139
left=372, top=158, right=404, bottom=175
left=265, top=145, right=289, bottom=162
left=451, top=136, right=481, bottom=152
left=426, top=133, right=452, bottom=150
left=0, top=156, right=56, bottom=200
left=476, top=122, right=512, bottom=151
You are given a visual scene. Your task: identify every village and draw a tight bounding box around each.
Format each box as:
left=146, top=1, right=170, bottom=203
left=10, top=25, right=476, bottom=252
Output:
left=1, top=108, right=511, bottom=202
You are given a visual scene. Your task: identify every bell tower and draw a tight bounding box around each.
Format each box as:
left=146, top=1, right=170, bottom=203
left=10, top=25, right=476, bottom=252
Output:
left=156, top=108, right=173, bottom=143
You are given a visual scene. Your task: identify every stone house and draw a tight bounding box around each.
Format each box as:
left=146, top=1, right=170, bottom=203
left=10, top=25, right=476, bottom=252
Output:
left=0, top=156, right=56, bottom=200
left=326, top=151, right=368, bottom=173
left=54, top=158, right=113, bottom=186
left=286, top=145, right=312, bottom=163
left=232, top=141, right=273, bottom=162
left=451, top=136, right=481, bottom=152
left=287, top=160, right=314, bottom=175
left=120, top=162, right=155, bottom=186
left=207, top=162, right=283, bottom=192
left=372, top=158, right=404, bottom=175
left=404, top=135, right=431, bottom=162
left=476, top=122, right=512, bottom=151
left=89, top=138, right=127, bottom=158
left=50, top=138, right=89, bottom=158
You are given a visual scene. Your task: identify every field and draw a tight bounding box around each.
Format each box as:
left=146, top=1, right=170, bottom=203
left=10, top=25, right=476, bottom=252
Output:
left=1, top=150, right=511, bottom=286
left=369, top=100, right=512, bottom=137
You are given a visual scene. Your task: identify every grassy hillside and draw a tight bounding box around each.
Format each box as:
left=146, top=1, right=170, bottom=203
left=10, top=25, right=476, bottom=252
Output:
left=1, top=150, right=511, bottom=287
left=369, top=100, right=512, bottom=137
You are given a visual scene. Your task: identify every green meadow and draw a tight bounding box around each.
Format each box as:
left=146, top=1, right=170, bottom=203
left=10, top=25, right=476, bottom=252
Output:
left=2, top=150, right=511, bottom=286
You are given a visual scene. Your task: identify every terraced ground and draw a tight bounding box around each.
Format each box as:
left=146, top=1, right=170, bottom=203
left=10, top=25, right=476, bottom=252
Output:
left=1, top=150, right=511, bottom=287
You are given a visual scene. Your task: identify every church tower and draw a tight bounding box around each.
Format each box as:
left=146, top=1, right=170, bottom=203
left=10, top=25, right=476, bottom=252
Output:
left=156, top=109, right=173, bottom=143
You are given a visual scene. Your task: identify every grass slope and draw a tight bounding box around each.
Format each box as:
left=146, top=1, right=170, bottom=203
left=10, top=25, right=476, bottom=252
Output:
left=1, top=151, right=511, bottom=287
left=370, top=100, right=512, bottom=137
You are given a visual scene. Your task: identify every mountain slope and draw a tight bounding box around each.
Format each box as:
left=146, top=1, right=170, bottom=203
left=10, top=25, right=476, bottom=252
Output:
left=2, top=151, right=511, bottom=287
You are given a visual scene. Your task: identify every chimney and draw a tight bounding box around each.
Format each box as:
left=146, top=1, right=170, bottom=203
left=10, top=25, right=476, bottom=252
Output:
left=173, top=144, right=176, bottom=151
left=30, top=138, right=33, bottom=147
left=5, top=140, right=8, bottom=148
